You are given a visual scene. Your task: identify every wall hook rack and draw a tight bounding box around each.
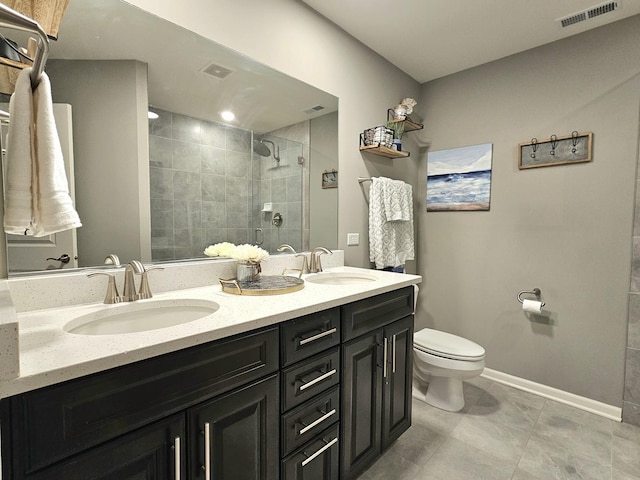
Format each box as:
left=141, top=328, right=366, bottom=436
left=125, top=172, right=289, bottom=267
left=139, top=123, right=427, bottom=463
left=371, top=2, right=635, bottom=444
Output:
left=519, top=131, right=592, bottom=169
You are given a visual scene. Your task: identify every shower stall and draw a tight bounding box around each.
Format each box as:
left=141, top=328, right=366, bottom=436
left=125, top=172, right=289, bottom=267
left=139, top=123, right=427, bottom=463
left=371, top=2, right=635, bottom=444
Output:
left=148, top=107, right=307, bottom=261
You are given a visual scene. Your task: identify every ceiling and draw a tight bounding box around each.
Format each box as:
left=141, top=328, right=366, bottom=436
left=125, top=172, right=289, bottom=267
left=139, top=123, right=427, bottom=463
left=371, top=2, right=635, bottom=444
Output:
left=301, top=0, right=640, bottom=83
left=43, top=0, right=337, bottom=133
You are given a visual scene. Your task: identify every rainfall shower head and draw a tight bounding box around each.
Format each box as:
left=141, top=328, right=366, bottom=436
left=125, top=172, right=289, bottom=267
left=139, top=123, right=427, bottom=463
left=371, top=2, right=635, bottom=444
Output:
left=253, top=139, right=280, bottom=162
left=253, top=139, right=271, bottom=157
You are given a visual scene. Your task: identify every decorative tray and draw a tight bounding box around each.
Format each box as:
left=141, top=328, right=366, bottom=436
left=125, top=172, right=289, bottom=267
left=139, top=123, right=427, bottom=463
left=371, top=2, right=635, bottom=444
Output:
left=219, top=275, right=305, bottom=295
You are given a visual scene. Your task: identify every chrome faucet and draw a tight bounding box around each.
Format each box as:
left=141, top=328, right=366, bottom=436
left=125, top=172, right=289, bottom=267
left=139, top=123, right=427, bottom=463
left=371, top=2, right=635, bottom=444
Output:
left=309, top=247, right=332, bottom=273
left=122, top=260, right=145, bottom=302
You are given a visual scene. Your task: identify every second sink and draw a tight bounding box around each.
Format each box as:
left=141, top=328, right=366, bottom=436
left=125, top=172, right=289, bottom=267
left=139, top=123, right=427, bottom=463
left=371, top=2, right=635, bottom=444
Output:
left=305, top=272, right=378, bottom=285
left=64, top=298, right=220, bottom=335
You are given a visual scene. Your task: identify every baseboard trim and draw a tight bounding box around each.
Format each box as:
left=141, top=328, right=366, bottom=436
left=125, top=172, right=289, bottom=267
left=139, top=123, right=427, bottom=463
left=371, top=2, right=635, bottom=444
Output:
left=481, top=368, right=622, bottom=422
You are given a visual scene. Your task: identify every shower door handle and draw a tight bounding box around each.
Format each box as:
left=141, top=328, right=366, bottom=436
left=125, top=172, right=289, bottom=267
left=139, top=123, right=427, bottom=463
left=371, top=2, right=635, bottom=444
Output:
left=255, top=227, right=264, bottom=245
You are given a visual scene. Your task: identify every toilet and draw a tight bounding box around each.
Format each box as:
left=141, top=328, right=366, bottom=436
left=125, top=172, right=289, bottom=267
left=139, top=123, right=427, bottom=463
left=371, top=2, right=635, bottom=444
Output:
left=412, top=328, right=485, bottom=412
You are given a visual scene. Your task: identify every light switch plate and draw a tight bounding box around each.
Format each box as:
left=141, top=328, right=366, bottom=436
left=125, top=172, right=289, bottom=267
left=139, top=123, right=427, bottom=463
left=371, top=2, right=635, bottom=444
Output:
left=347, top=233, right=359, bottom=246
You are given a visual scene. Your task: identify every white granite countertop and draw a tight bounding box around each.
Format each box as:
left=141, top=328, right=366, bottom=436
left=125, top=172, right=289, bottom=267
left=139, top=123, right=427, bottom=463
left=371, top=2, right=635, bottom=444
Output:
left=0, top=266, right=421, bottom=399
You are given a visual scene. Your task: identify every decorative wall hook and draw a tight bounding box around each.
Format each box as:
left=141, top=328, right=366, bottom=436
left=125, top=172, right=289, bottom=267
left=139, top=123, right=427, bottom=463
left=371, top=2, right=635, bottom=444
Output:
left=530, top=138, right=538, bottom=158
left=549, top=134, right=558, bottom=156
left=571, top=131, right=579, bottom=153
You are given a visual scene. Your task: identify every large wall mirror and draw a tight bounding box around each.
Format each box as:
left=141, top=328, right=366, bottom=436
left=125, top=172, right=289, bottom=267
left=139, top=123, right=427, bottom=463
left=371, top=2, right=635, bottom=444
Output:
left=2, top=0, right=338, bottom=275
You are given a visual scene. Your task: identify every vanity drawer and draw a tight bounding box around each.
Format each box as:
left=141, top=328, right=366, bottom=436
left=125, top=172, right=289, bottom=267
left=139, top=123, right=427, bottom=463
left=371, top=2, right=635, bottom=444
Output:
left=8, top=326, right=279, bottom=473
left=281, top=424, right=339, bottom=480
left=281, top=347, right=340, bottom=411
left=341, top=286, right=414, bottom=342
left=280, top=307, right=340, bottom=367
left=281, top=386, right=339, bottom=457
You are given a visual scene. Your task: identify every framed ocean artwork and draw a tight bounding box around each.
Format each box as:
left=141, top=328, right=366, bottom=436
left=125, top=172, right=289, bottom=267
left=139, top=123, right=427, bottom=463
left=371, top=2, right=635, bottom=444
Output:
left=426, top=143, right=493, bottom=212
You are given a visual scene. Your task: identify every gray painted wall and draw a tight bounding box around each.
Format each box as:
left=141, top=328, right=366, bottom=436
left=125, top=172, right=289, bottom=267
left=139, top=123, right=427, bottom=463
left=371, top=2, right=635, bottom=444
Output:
left=48, top=60, right=151, bottom=266
left=310, top=111, right=338, bottom=249
left=417, top=16, right=640, bottom=407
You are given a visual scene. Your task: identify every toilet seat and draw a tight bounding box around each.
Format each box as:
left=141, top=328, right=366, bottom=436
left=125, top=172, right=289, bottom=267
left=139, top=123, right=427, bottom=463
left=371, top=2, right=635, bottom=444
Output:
left=414, top=328, right=484, bottom=361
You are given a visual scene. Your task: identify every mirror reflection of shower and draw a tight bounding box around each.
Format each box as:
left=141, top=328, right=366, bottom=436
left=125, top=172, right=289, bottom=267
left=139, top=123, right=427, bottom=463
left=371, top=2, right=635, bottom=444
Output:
left=251, top=131, right=306, bottom=254
left=253, top=137, right=280, bottom=163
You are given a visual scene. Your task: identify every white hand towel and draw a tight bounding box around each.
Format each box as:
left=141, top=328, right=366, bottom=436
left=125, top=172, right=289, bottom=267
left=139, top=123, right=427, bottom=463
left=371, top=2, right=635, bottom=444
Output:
left=3, top=68, right=34, bottom=235
left=3, top=68, right=81, bottom=237
left=369, top=177, right=415, bottom=269
left=382, top=177, right=411, bottom=222
left=31, top=70, right=81, bottom=236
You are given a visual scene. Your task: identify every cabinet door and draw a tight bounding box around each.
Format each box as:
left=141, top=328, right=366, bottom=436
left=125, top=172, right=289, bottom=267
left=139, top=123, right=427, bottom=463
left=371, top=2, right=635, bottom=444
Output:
left=25, top=414, right=186, bottom=480
left=188, top=374, right=279, bottom=480
left=382, top=315, right=414, bottom=450
left=341, top=330, right=383, bottom=480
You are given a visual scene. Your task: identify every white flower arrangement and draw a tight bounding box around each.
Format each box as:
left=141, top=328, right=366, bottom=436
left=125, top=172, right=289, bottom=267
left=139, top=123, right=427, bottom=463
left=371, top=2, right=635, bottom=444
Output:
left=204, top=242, right=237, bottom=258
left=232, top=244, right=269, bottom=264
left=204, top=242, right=269, bottom=265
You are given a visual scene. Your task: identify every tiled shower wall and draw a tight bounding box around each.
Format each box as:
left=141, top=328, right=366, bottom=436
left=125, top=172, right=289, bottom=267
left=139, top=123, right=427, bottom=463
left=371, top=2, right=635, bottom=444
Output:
left=149, top=107, right=304, bottom=261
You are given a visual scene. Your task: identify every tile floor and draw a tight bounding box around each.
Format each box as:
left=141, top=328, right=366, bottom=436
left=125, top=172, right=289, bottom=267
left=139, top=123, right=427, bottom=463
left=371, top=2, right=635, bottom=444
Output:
left=357, top=376, right=640, bottom=480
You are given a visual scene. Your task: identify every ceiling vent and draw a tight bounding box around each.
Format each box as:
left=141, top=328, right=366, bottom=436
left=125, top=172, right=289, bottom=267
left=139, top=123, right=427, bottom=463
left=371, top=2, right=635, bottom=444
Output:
left=557, top=1, right=621, bottom=28
left=303, top=104, right=325, bottom=115
left=200, top=62, right=234, bottom=79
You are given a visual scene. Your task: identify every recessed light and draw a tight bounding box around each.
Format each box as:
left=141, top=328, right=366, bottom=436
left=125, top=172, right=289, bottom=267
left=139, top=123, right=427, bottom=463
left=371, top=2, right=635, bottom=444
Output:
left=148, top=111, right=159, bottom=120
left=220, top=110, right=235, bottom=122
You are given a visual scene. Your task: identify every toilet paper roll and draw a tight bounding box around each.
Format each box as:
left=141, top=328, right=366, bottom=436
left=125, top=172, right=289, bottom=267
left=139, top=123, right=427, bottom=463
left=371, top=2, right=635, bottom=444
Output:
left=522, top=299, right=543, bottom=314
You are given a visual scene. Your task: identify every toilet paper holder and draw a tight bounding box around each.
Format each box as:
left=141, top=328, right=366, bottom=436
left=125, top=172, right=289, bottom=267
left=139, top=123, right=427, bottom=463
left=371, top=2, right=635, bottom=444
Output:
left=517, top=288, right=545, bottom=307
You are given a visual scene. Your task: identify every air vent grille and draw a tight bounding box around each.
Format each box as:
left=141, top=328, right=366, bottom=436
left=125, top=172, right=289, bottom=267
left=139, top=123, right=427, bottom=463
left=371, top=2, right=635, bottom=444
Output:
left=201, top=63, right=234, bottom=79
left=303, top=105, right=325, bottom=115
left=561, top=12, right=587, bottom=27
left=587, top=1, right=618, bottom=18
left=557, top=1, right=620, bottom=28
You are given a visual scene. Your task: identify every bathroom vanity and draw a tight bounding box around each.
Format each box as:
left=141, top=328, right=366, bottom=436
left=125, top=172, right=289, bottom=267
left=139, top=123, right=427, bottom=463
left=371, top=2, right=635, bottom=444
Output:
left=0, top=266, right=419, bottom=480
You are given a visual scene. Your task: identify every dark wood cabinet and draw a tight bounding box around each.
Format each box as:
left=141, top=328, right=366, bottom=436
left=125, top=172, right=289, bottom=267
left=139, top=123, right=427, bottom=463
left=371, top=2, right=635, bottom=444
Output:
left=341, top=329, right=383, bottom=479
left=24, top=414, right=186, bottom=480
left=381, top=315, right=413, bottom=450
left=340, top=287, right=414, bottom=480
left=188, top=374, right=279, bottom=480
left=1, top=327, right=280, bottom=480
left=1, top=285, right=417, bottom=480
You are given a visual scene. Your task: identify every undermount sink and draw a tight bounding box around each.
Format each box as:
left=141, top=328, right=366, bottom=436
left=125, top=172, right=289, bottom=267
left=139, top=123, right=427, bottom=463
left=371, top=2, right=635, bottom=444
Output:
left=64, top=298, right=220, bottom=335
left=305, top=272, right=378, bottom=285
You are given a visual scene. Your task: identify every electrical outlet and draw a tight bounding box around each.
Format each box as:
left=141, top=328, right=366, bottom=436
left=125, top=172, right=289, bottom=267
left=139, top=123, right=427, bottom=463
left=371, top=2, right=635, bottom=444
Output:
left=347, top=233, right=360, bottom=246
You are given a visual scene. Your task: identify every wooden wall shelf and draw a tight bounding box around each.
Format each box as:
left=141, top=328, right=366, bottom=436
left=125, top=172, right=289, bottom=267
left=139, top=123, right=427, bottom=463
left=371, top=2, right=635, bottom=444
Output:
left=359, top=144, right=410, bottom=159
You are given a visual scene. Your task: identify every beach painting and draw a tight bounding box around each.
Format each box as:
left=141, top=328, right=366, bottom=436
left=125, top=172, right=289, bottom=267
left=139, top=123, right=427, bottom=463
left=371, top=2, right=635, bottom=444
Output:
left=426, top=143, right=493, bottom=211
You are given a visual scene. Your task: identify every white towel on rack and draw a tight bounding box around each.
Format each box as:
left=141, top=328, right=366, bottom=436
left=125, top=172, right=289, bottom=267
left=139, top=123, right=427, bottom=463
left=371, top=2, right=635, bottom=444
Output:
left=369, top=177, right=414, bottom=269
left=3, top=68, right=81, bottom=237
left=3, top=68, right=35, bottom=235
left=382, top=177, right=412, bottom=221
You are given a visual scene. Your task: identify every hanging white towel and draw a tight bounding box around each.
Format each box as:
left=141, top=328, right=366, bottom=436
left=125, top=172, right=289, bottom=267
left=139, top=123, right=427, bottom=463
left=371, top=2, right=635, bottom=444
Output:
left=3, top=68, right=33, bottom=235
left=3, top=68, right=81, bottom=237
left=369, top=177, right=414, bottom=269
left=382, top=177, right=412, bottom=221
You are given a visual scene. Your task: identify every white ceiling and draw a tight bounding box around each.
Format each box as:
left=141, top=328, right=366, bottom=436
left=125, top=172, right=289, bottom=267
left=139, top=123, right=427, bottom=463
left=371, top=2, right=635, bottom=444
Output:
left=301, top=0, right=640, bottom=83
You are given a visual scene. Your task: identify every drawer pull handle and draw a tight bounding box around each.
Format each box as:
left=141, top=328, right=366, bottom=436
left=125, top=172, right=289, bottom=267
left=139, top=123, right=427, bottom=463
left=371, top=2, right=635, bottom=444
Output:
left=383, top=337, right=388, bottom=379
left=299, top=327, right=337, bottom=346
left=301, top=437, right=338, bottom=467
left=203, top=422, right=211, bottom=480
left=392, top=334, right=397, bottom=374
left=299, top=369, right=337, bottom=391
left=173, top=436, right=181, bottom=480
left=298, top=408, right=337, bottom=435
